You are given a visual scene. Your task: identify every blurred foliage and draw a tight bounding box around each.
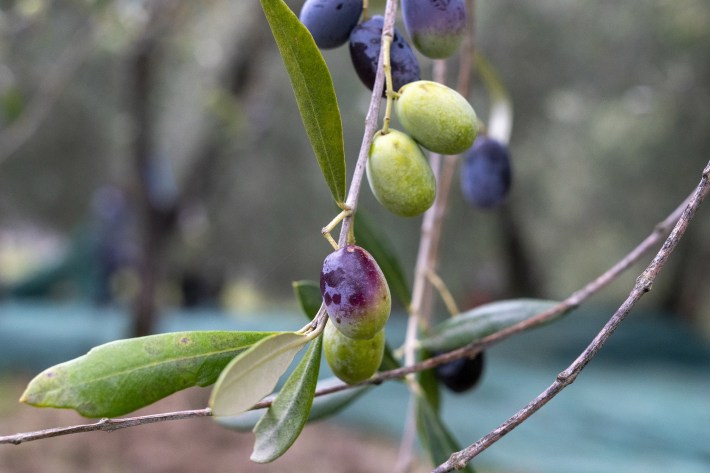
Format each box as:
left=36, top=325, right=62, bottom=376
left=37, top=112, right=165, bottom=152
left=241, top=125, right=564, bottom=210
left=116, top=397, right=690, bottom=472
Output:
left=0, top=1, right=708, bottom=331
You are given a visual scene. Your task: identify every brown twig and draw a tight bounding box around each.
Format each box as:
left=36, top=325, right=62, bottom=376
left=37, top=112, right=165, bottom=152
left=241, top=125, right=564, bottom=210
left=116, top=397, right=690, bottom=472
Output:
left=431, top=159, right=710, bottom=473
left=1, top=163, right=704, bottom=448
left=0, top=409, right=211, bottom=445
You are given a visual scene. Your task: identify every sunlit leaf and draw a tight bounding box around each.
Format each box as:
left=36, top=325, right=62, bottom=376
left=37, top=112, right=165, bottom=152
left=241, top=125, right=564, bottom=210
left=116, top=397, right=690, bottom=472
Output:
left=260, top=0, right=347, bottom=204
left=210, top=332, right=310, bottom=417
left=415, top=394, right=475, bottom=473
left=293, top=279, right=323, bottom=320
left=251, top=335, right=322, bottom=463
left=419, top=299, right=561, bottom=352
left=475, top=53, right=513, bottom=145
left=20, top=331, right=275, bottom=418
left=354, top=211, right=411, bottom=306
left=215, top=377, right=372, bottom=431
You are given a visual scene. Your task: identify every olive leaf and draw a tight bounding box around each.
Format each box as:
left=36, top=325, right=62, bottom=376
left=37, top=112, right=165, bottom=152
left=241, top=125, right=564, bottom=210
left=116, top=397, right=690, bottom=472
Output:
left=215, top=377, right=372, bottom=431
left=419, top=299, right=562, bottom=352
left=210, top=331, right=310, bottom=417
left=293, top=279, right=323, bottom=320
left=475, top=52, right=513, bottom=145
left=415, top=393, right=476, bottom=473
left=354, top=210, right=412, bottom=307
left=20, top=331, right=275, bottom=418
left=251, top=335, right=322, bottom=463
left=418, top=349, right=441, bottom=412
left=260, top=0, right=347, bottom=204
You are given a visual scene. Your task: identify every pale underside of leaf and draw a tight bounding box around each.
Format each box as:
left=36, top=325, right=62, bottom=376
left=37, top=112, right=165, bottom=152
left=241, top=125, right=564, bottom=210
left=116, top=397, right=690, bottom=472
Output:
left=215, top=377, right=371, bottom=431
left=210, top=332, right=310, bottom=417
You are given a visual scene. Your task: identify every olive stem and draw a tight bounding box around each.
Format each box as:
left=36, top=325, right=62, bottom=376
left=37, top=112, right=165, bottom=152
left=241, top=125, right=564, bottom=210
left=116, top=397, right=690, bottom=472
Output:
left=322, top=208, right=352, bottom=250
left=426, top=270, right=461, bottom=316
left=382, top=34, right=395, bottom=134
left=335, top=0, right=399, bottom=249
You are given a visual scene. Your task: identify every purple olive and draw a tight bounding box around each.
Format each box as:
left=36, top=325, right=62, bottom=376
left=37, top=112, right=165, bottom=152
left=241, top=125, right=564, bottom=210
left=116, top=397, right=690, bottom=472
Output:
left=320, top=244, right=391, bottom=339
left=460, top=136, right=512, bottom=209
left=299, top=0, right=363, bottom=49
left=349, top=15, right=421, bottom=97
left=401, top=0, right=467, bottom=59
left=435, top=351, right=485, bottom=393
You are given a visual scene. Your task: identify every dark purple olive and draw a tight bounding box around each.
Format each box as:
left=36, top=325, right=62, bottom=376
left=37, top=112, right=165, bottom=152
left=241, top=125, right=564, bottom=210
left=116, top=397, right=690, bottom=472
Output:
left=349, top=15, right=420, bottom=97
left=460, top=136, right=512, bottom=209
left=299, top=0, right=363, bottom=49
left=402, top=0, right=467, bottom=59
left=320, top=245, right=391, bottom=339
left=435, top=351, right=485, bottom=393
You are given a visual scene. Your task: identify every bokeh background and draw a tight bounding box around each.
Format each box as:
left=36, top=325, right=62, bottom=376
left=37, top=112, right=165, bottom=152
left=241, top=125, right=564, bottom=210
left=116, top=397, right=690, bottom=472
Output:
left=1, top=1, right=709, bottom=472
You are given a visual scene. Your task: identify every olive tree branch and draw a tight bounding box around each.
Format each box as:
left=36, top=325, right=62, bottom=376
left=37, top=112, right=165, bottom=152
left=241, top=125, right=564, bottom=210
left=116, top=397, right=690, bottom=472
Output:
left=2, top=164, right=703, bottom=447
left=431, top=159, right=710, bottom=473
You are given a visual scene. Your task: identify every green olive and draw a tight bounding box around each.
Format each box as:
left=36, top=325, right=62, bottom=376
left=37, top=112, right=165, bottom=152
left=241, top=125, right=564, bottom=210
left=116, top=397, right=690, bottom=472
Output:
left=395, top=80, right=478, bottom=155
left=366, top=129, right=436, bottom=217
left=323, top=321, right=385, bottom=385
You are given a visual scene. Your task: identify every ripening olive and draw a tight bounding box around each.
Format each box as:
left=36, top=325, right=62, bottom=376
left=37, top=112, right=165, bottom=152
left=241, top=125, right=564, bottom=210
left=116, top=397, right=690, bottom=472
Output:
left=402, top=0, right=467, bottom=59
left=434, top=350, right=485, bottom=393
left=349, top=15, right=420, bottom=96
left=299, top=0, right=363, bottom=49
left=395, top=80, right=478, bottom=155
left=324, top=321, right=385, bottom=384
left=460, top=136, right=512, bottom=209
left=366, top=129, right=436, bottom=217
left=320, top=245, right=391, bottom=340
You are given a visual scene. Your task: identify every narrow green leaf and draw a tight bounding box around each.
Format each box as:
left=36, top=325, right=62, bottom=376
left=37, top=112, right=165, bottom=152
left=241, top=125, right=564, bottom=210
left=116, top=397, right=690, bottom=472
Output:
left=475, top=53, right=513, bottom=145
left=210, top=332, right=310, bottom=417
left=251, top=335, right=322, bottom=463
left=20, top=331, right=275, bottom=418
left=419, top=299, right=562, bottom=352
left=418, top=349, right=441, bottom=412
left=354, top=211, right=411, bottom=306
left=293, top=279, right=323, bottom=320
left=260, top=0, right=346, bottom=204
left=215, top=377, right=372, bottom=431
left=415, top=394, right=476, bottom=473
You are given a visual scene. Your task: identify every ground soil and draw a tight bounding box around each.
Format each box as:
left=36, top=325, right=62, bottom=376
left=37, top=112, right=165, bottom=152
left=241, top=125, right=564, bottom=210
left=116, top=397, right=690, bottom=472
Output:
left=0, top=376, right=432, bottom=473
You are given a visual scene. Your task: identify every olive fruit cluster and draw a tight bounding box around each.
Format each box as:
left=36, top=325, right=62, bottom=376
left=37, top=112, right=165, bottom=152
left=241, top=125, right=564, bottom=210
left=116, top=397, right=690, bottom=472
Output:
left=460, top=136, right=512, bottom=209
left=321, top=245, right=390, bottom=384
left=434, top=350, right=485, bottom=393
left=299, top=1, right=421, bottom=96
left=366, top=81, right=478, bottom=217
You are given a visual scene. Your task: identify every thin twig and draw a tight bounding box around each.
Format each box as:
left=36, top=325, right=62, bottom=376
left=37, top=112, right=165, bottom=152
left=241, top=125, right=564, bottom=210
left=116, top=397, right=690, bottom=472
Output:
left=1, top=168, right=702, bottom=447
left=431, top=160, right=710, bottom=473
left=0, top=409, right=211, bottom=445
